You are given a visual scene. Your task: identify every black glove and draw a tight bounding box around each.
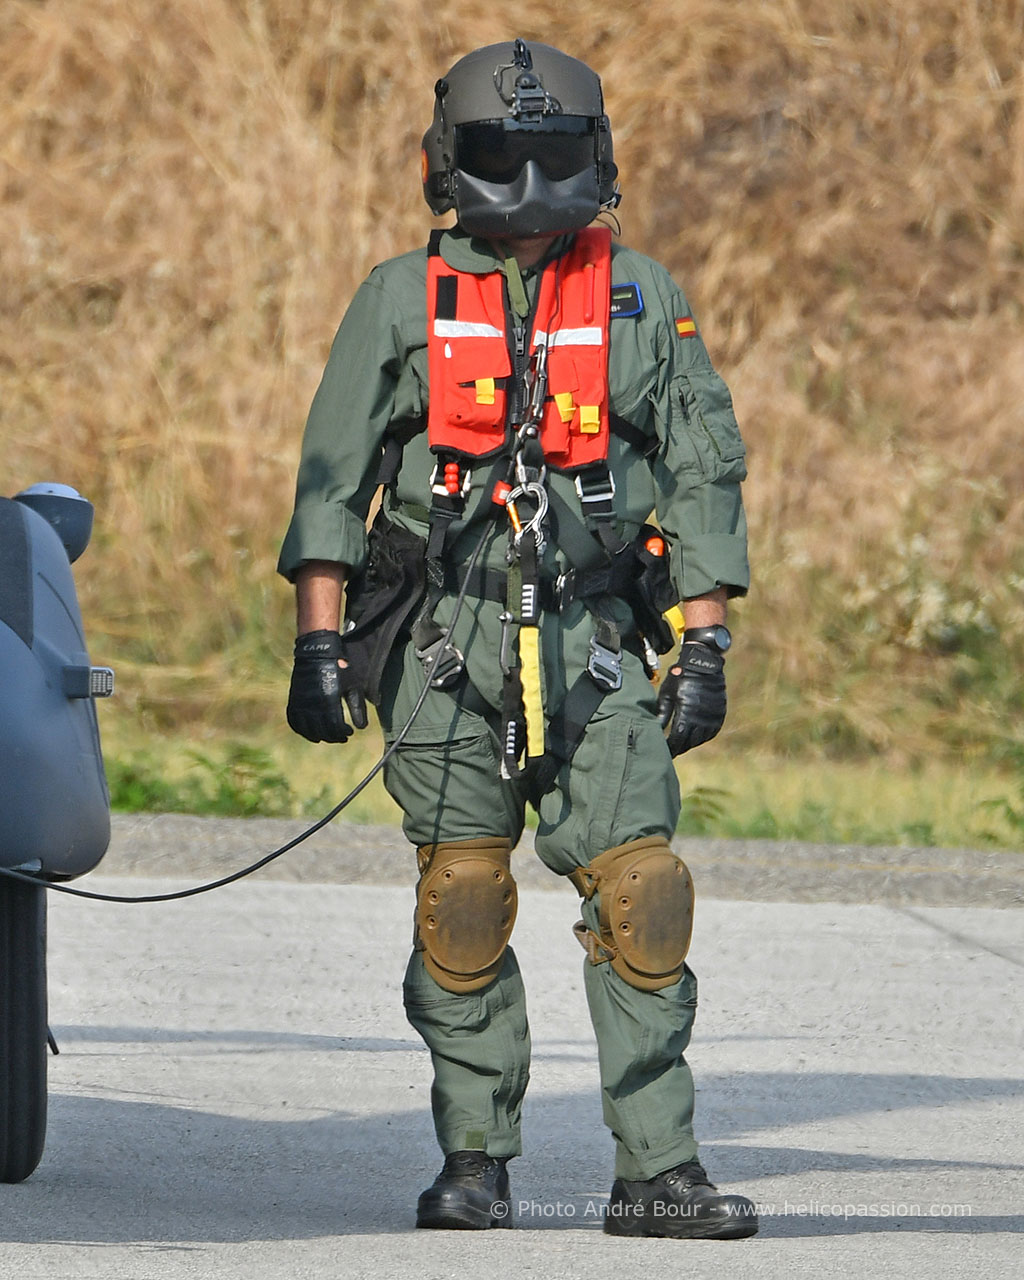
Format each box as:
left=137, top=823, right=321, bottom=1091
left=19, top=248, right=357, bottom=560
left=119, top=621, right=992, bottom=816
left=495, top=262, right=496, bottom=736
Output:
left=287, top=629, right=368, bottom=744
left=657, top=642, right=727, bottom=757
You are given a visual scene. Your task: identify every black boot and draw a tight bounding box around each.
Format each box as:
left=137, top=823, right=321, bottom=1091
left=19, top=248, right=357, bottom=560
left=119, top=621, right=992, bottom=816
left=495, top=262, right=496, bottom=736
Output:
left=604, top=1160, right=758, bottom=1240
left=416, top=1150, right=513, bottom=1230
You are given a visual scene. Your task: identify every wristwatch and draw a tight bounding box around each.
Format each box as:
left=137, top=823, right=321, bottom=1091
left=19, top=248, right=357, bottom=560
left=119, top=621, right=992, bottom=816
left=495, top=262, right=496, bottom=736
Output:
left=682, top=625, right=732, bottom=655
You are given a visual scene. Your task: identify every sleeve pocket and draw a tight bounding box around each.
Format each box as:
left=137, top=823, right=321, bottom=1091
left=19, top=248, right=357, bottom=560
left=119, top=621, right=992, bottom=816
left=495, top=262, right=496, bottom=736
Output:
left=674, top=370, right=747, bottom=482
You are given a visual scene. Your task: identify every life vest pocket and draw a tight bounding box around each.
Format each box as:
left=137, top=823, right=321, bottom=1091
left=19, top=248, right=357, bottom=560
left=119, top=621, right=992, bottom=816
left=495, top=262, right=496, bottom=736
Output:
left=432, top=344, right=510, bottom=445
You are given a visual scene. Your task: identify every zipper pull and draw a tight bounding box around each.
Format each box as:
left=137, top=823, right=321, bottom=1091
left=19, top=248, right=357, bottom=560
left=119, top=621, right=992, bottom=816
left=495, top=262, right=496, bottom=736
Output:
left=514, top=324, right=527, bottom=358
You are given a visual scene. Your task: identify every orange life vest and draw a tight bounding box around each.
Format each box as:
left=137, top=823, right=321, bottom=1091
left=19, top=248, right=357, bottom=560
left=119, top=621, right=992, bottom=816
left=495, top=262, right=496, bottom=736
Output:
left=426, top=228, right=612, bottom=471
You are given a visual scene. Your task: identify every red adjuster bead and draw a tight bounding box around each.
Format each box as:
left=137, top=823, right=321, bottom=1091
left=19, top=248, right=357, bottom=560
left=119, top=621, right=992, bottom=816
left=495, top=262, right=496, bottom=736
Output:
left=492, top=480, right=512, bottom=507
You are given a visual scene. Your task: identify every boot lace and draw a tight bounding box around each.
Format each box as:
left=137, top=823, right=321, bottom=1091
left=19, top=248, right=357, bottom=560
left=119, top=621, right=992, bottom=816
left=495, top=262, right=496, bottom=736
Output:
left=661, top=1160, right=715, bottom=1192
left=442, top=1150, right=497, bottom=1179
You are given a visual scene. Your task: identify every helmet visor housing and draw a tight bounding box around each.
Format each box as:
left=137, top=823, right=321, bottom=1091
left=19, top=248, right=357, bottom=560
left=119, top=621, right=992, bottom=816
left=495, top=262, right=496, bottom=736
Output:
left=455, top=117, right=597, bottom=185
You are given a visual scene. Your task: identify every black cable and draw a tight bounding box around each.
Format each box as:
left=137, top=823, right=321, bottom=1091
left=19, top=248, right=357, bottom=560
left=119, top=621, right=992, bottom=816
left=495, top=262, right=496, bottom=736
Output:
left=0, top=519, right=495, bottom=906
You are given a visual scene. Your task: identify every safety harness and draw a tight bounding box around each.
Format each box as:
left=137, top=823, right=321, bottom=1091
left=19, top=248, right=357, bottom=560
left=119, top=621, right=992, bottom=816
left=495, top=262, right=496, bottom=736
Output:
left=378, top=228, right=674, bottom=800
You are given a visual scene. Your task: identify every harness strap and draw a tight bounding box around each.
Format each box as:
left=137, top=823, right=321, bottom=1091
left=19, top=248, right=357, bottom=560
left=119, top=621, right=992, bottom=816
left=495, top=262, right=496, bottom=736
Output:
left=442, top=553, right=640, bottom=612
left=609, top=413, right=660, bottom=460
left=411, top=454, right=513, bottom=677
left=378, top=413, right=654, bottom=490
left=527, top=611, right=622, bottom=796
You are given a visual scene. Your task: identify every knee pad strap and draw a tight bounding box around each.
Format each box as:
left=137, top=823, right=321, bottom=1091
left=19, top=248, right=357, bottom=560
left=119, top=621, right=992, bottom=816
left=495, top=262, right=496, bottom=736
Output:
left=571, top=836, right=694, bottom=991
left=415, top=838, right=517, bottom=994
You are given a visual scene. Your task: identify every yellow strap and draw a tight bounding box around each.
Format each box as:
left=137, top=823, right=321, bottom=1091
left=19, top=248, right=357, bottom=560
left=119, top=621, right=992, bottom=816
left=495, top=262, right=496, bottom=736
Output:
left=579, top=404, right=601, bottom=434
left=518, top=625, right=545, bottom=759
left=475, top=378, right=495, bottom=405
left=665, top=606, right=686, bottom=642
left=554, top=391, right=576, bottom=423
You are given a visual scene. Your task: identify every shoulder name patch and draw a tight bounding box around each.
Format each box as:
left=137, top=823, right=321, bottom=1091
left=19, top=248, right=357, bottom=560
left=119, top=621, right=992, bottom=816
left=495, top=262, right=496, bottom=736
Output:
left=610, top=283, right=644, bottom=318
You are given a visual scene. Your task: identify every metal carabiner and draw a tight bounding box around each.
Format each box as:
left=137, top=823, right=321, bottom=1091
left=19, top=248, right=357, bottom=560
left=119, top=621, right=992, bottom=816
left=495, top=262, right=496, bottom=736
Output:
left=509, top=479, right=549, bottom=555
left=526, top=340, right=549, bottom=425
left=513, top=425, right=547, bottom=489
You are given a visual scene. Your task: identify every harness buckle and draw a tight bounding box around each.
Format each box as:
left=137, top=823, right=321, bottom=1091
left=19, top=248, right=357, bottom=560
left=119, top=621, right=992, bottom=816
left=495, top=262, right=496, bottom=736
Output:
left=574, top=469, right=616, bottom=507
left=553, top=570, right=575, bottom=612
left=415, top=634, right=466, bottom=689
left=497, top=610, right=516, bottom=676
left=587, top=634, right=623, bottom=692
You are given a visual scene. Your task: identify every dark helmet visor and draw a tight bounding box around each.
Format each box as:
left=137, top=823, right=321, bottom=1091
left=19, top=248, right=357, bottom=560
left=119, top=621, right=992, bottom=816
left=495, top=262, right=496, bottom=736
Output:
left=455, top=117, right=597, bottom=185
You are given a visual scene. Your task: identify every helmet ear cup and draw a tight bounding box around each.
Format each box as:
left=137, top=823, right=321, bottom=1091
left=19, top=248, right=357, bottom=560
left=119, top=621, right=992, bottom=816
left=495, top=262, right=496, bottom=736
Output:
left=596, top=117, right=619, bottom=207
left=422, top=119, right=454, bottom=215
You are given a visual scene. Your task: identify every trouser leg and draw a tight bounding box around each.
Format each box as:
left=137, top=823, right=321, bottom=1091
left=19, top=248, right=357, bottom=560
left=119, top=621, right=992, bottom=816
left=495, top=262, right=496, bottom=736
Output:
left=403, top=947, right=531, bottom=1158
left=380, top=642, right=530, bottom=1156
left=533, top=694, right=698, bottom=1180
left=582, top=915, right=700, bottom=1180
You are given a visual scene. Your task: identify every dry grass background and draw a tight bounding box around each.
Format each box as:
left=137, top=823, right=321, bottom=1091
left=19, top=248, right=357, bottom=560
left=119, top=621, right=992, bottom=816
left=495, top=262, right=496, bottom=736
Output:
left=3, top=0, right=1023, bottom=773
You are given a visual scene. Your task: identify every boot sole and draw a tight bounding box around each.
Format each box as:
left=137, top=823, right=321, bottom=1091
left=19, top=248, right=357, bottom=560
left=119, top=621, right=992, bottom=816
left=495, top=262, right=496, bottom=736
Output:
left=605, top=1209, right=758, bottom=1240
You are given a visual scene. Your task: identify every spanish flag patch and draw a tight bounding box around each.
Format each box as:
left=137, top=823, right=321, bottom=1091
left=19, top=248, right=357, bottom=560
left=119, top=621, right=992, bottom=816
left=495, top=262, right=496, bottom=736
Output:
left=675, top=316, right=697, bottom=338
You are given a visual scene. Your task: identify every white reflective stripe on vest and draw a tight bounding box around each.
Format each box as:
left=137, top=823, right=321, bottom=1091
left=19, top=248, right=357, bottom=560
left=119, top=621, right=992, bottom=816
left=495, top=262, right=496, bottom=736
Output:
left=433, top=319, right=505, bottom=341
left=533, top=327, right=604, bottom=348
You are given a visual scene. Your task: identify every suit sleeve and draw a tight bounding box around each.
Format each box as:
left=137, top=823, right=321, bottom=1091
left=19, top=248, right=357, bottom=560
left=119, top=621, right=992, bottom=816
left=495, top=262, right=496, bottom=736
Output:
left=277, top=273, right=406, bottom=582
left=644, top=271, right=750, bottom=601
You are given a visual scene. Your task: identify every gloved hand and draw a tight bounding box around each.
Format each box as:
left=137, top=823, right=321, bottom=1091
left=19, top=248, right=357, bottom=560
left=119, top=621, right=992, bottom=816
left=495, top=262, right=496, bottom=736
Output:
left=287, top=629, right=368, bottom=743
left=657, top=642, right=727, bottom=757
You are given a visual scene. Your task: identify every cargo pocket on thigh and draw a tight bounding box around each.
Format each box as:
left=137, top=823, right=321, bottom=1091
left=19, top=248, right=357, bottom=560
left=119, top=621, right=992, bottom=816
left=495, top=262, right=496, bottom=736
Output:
left=536, top=709, right=672, bottom=874
left=585, top=714, right=637, bottom=858
left=385, top=730, right=525, bottom=849
left=580, top=712, right=680, bottom=857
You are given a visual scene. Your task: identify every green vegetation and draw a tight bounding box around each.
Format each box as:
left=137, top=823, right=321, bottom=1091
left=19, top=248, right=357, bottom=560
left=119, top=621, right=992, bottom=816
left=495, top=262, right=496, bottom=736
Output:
left=107, top=743, right=298, bottom=818
left=977, top=749, right=1024, bottom=844
left=100, top=715, right=398, bottom=828
left=6, top=0, right=1024, bottom=840
left=98, top=715, right=1024, bottom=851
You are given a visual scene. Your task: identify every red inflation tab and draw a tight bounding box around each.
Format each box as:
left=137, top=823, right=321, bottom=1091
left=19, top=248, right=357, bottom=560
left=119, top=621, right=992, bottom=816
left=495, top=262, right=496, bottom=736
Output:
left=675, top=316, right=697, bottom=338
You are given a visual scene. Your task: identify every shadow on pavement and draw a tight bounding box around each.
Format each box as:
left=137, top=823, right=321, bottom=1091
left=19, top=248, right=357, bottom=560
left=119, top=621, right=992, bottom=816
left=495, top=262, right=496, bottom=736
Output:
left=1, top=1044, right=1022, bottom=1243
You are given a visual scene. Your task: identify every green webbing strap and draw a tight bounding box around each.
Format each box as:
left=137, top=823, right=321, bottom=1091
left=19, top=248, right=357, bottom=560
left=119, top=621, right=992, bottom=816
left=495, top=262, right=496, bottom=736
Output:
left=546, top=487, right=612, bottom=572
left=503, top=256, right=530, bottom=319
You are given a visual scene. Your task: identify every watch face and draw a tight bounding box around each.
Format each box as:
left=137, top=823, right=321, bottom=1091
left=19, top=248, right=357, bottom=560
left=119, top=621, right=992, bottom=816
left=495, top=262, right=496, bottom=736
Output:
left=712, top=625, right=732, bottom=653
left=684, top=625, right=732, bottom=653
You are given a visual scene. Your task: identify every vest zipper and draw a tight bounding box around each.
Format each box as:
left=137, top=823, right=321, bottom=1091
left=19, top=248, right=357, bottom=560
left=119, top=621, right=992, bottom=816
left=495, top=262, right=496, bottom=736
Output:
left=508, top=315, right=530, bottom=426
left=505, top=266, right=545, bottom=430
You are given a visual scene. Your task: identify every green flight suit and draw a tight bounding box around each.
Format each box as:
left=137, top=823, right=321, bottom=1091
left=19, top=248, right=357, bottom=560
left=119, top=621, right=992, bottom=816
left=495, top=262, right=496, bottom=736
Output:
left=278, top=228, right=749, bottom=1180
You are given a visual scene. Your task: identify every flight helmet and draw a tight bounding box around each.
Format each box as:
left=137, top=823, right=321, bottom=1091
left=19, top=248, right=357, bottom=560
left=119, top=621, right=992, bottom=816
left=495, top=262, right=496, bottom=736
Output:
left=421, top=38, right=619, bottom=238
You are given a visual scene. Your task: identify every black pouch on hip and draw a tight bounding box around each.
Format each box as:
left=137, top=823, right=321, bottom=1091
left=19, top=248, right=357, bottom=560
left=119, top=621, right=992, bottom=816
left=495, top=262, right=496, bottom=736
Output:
left=631, top=524, right=677, bottom=655
left=340, top=509, right=427, bottom=704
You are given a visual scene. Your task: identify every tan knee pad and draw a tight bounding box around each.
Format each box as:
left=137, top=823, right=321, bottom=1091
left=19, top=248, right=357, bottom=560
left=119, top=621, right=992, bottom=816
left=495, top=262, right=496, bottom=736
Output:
left=414, top=838, right=517, bottom=994
left=570, top=836, right=694, bottom=991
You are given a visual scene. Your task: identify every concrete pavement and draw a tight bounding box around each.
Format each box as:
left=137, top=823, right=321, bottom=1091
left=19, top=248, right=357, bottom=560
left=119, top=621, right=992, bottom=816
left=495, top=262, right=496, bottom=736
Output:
left=0, top=820, right=1021, bottom=1278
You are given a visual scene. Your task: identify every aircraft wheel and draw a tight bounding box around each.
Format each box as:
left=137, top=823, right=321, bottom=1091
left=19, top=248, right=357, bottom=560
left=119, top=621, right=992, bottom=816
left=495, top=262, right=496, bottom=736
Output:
left=0, top=876, right=48, bottom=1183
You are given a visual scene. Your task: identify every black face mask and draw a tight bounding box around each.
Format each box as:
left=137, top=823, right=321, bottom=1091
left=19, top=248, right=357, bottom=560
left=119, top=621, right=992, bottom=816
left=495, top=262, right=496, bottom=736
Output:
left=455, top=117, right=597, bottom=185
